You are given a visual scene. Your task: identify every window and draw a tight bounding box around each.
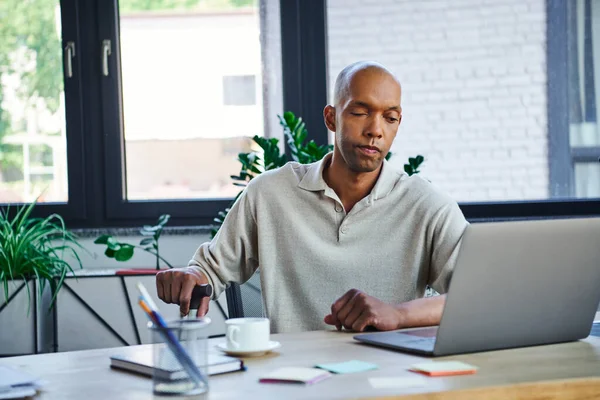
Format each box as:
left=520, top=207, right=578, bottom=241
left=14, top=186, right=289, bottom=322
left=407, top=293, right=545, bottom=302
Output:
left=116, top=2, right=270, bottom=202
left=575, top=163, right=600, bottom=197
left=326, top=0, right=600, bottom=206
left=567, top=0, right=600, bottom=198
left=96, top=0, right=283, bottom=224
left=223, top=75, right=257, bottom=106
left=0, top=0, right=284, bottom=226
left=0, top=1, right=68, bottom=203
left=1, top=0, right=597, bottom=227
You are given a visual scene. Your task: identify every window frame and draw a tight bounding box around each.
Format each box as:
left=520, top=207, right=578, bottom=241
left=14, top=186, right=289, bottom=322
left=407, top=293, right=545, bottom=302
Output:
left=0, top=0, right=87, bottom=223
left=57, top=0, right=87, bottom=222
left=96, top=0, right=330, bottom=227
left=545, top=0, right=600, bottom=214
left=2, top=0, right=599, bottom=228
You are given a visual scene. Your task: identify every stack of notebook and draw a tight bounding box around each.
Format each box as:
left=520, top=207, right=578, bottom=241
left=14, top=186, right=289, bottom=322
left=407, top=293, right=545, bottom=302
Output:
left=0, top=365, right=42, bottom=399
left=110, top=352, right=245, bottom=380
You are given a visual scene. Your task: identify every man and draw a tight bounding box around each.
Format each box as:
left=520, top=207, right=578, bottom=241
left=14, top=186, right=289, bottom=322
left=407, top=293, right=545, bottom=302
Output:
left=156, top=61, right=468, bottom=333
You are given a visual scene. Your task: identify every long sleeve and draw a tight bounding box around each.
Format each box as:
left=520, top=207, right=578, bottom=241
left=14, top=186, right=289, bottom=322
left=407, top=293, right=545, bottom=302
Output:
left=188, top=186, right=259, bottom=300
left=427, top=201, right=469, bottom=294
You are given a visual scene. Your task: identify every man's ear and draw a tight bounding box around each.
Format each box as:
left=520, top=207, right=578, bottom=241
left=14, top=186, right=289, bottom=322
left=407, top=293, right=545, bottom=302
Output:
left=323, top=105, right=336, bottom=133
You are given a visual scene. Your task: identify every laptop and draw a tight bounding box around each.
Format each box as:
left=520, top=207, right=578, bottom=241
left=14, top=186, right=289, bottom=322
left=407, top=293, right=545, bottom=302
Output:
left=354, top=217, right=600, bottom=357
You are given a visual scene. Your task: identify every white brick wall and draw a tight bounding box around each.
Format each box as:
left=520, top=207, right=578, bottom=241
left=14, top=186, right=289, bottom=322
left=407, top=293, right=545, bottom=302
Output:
left=327, top=0, right=548, bottom=202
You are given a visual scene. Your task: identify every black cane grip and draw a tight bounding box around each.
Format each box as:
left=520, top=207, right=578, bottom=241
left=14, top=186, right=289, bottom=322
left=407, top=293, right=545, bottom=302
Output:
left=189, top=284, right=213, bottom=309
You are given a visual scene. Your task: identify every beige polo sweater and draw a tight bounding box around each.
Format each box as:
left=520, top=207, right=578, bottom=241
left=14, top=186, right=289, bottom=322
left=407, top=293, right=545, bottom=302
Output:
left=189, top=153, right=468, bottom=333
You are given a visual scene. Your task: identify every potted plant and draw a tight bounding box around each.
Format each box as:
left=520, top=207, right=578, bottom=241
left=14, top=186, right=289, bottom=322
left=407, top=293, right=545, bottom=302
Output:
left=0, top=200, right=84, bottom=355
left=94, top=214, right=172, bottom=271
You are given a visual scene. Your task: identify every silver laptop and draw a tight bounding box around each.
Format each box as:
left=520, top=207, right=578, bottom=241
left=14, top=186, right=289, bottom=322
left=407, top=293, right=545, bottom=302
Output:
left=354, top=217, right=600, bottom=356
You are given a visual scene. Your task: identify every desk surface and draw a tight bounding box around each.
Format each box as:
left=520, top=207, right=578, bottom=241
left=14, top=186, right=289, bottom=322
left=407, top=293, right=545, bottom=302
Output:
left=3, top=322, right=600, bottom=400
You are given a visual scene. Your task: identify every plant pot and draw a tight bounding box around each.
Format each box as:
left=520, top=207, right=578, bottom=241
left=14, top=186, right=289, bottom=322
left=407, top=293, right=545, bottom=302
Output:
left=0, top=279, right=56, bottom=356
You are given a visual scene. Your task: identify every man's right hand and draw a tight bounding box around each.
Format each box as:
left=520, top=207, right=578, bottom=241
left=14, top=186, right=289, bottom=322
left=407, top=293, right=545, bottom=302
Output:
left=156, top=267, right=211, bottom=317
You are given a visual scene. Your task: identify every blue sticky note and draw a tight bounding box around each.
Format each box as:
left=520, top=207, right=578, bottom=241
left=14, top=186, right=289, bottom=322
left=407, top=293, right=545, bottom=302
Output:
left=315, top=360, right=378, bottom=374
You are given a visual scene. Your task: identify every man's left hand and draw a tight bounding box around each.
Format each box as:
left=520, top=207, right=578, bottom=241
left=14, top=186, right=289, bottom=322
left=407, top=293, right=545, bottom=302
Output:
left=323, top=289, right=403, bottom=332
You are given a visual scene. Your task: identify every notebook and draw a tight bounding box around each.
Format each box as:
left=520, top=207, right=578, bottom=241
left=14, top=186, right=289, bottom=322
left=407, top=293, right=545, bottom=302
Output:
left=259, top=367, right=332, bottom=385
left=110, top=352, right=244, bottom=381
left=0, top=366, right=40, bottom=400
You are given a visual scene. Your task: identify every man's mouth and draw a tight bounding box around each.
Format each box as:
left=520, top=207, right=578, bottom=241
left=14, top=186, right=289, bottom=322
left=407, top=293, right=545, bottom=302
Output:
left=357, top=145, right=380, bottom=155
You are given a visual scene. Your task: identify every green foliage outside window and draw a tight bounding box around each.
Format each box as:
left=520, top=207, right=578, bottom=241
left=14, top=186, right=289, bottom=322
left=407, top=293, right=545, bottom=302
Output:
left=119, top=0, right=255, bottom=13
left=0, top=0, right=62, bottom=171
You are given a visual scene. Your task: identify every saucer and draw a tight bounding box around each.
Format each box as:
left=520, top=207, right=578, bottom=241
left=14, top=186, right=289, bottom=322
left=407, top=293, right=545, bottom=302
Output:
left=216, top=341, right=281, bottom=357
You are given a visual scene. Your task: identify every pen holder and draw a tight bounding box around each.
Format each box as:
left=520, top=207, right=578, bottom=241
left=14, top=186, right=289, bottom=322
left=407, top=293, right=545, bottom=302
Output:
left=149, top=317, right=211, bottom=397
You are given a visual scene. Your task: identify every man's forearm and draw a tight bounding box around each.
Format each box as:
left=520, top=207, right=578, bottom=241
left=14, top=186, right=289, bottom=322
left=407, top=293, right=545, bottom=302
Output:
left=395, top=294, right=446, bottom=329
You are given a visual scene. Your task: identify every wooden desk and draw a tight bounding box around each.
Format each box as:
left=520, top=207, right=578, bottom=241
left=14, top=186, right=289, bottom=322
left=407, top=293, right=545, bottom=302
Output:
left=3, top=326, right=600, bottom=400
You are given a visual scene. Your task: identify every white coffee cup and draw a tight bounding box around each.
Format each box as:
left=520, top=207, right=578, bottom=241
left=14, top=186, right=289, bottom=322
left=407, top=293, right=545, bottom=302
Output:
left=225, top=318, right=270, bottom=351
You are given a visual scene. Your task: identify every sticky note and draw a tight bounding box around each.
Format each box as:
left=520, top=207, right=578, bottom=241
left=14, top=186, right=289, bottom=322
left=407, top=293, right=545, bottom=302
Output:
left=369, top=376, right=428, bottom=389
left=409, top=361, right=478, bottom=377
left=259, top=367, right=332, bottom=385
left=315, top=360, right=378, bottom=374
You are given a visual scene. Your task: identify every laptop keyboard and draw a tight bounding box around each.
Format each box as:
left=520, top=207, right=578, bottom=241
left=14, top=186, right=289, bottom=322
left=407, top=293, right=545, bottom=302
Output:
left=404, top=338, right=435, bottom=348
left=396, top=334, right=436, bottom=344
left=395, top=333, right=437, bottom=348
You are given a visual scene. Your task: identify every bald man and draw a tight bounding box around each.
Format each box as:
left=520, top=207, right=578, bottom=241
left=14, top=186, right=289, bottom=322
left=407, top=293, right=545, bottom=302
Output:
left=156, top=61, right=468, bottom=333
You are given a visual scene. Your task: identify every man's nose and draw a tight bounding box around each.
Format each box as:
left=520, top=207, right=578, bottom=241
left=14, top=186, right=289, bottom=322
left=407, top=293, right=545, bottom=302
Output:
left=365, top=116, right=384, bottom=138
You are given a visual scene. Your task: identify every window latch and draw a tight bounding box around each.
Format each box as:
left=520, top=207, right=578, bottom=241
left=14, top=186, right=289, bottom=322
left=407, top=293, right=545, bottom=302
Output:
left=64, top=41, right=75, bottom=78
left=102, top=39, right=112, bottom=77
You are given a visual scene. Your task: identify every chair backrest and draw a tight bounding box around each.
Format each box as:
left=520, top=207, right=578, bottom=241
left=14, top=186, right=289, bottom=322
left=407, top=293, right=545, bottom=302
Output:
left=225, top=270, right=263, bottom=319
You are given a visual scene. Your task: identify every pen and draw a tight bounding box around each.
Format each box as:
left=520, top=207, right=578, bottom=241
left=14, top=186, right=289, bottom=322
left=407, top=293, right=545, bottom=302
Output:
left=136, top=283, right=207, bottom=388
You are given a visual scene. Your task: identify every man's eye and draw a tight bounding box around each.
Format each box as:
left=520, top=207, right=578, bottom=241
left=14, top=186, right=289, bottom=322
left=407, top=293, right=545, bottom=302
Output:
left=351, top=112, right=366, bottom=116
left=387, top=117, right=399, bottom=122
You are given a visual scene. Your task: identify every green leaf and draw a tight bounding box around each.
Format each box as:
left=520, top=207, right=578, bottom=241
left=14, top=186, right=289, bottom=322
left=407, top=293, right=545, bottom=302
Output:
left=416, top=155, right=424, bottom=165
left=105, top=248, right=117, bottom=258
left=157, top=214, right=170, bottom=226
left=140, top=237, right=154, bottom=246
left=141, top=225, right=160, bottom=233
left=106, top=237, right=121, bottom=251
left=115, top=245, right=134, bottom=262
left=404, top=165, right=413, bottom=175
left=94, top=234, right=111, bottom=244
left=283, top=111, right=295, bottom=126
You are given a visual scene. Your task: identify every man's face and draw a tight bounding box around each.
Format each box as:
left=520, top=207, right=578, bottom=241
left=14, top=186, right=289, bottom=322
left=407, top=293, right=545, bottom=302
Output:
left=326, top=69, right=402, bottom=173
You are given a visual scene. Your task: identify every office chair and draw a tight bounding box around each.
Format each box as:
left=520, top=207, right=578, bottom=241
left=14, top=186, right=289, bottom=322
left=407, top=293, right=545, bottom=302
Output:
left=225, top=270, right=263, bottom=318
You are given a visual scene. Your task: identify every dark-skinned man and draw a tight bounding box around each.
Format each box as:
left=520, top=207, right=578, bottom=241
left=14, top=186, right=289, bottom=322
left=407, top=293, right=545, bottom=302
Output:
left=156, top=61, right=468, bottom=333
